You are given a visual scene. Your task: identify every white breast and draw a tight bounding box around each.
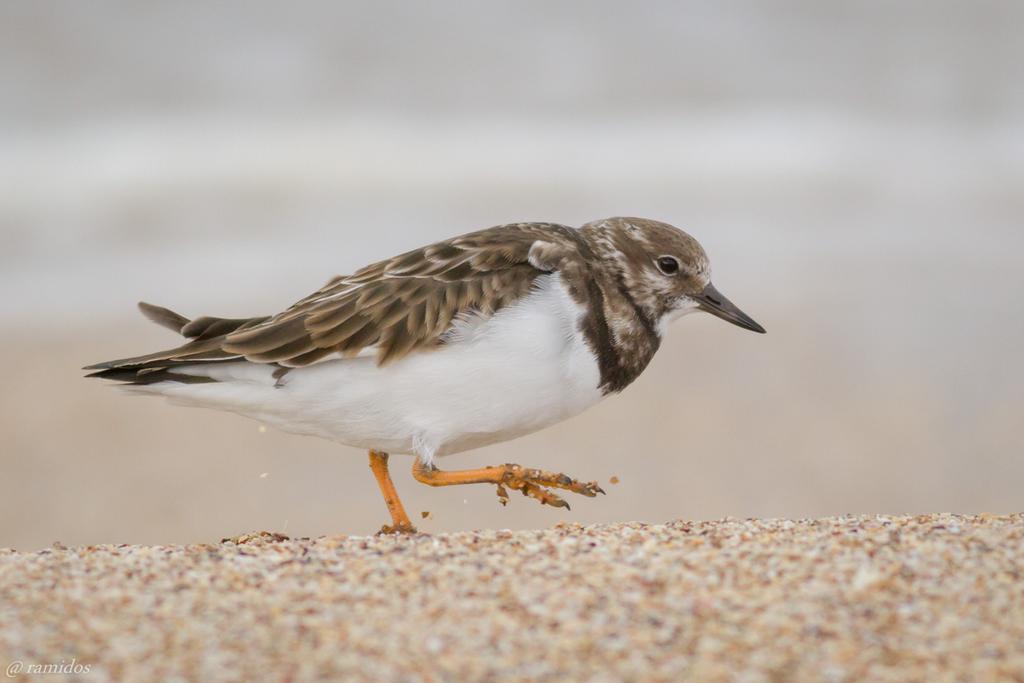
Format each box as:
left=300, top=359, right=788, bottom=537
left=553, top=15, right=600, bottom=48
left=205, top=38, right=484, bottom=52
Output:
left=148, top=273, right=604, bottom=462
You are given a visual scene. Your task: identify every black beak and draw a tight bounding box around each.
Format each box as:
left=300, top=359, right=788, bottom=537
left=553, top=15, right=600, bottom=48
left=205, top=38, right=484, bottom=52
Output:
left=693, top=283, right=766, bottom=334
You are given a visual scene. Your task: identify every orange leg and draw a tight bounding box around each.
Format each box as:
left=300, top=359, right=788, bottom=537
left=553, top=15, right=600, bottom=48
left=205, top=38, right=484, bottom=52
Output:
left=368, top=450, right=417, bottom=535
left=412, top=459, right=605, bottom=510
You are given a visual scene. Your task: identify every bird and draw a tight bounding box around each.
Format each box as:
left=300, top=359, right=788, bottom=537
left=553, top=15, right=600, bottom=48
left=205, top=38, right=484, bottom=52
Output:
left=85, top=217, right=765, bottom=534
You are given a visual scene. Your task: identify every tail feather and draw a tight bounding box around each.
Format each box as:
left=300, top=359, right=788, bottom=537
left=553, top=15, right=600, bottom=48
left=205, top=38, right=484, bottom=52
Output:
left=84, top=302, right=270, bottom=384
left=137, top=302, right=190, bottom=334
left=85, top=366, right=219, bottom=385
left=181, top=314, right=271, bottom=341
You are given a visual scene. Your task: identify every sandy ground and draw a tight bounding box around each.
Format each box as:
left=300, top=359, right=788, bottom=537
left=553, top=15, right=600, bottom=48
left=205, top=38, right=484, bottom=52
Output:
left=2, top=514, right=1022, bottom=682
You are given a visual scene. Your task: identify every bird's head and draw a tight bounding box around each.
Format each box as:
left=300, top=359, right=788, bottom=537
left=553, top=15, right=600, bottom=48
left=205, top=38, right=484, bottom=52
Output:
left=580, top=217, right=766, bottom=334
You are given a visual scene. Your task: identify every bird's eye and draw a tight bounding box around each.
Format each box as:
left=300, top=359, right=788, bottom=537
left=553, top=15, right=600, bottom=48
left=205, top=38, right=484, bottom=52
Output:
left=656, top=256, right=681, bottom=275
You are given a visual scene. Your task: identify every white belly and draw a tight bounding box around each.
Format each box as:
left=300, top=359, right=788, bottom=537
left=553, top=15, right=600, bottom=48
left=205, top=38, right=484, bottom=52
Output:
left=147, top=274, right=604, bottom=461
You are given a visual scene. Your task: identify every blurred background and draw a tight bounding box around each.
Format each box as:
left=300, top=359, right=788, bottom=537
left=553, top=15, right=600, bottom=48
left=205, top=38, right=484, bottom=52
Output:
left=2, top=1, right=1022, bottom=550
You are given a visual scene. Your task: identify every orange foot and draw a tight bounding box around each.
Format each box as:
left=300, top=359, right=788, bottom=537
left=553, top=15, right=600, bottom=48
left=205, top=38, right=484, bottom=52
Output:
left=413, top=460, right=605, bottom=510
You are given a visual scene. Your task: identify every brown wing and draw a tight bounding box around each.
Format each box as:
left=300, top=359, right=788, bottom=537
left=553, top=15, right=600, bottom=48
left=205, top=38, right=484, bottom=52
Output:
left=223, top=222, right=583, bottom=366
left=87, top=222, right=584, bottom=377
